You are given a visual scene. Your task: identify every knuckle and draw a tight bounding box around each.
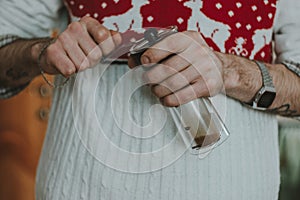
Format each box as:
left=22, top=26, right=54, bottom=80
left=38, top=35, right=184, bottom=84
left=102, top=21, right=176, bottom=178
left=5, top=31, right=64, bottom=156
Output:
left=57, top=32, right=69, bottom=43
left=46, top=43, right=57, bottom=56
left=185, top=31, right=198, bottom=41
left=80, top=16, right=91, bottom=22
left=189, top=31, right=199, bottom=38
left=151, top=86, right=159, bottom=96
left=63, top=67, right=76, bottom=77
left=164, top=39, right=177, bottom=52
left=80, top=16, right=97, bottom=24
left=163, top=96, right=178, bottom=107
left=151, top=86, right=163, bottom=97
left=68, top=21, right=83, bottom=33
left=182, top=32, right=197, bottom=47
left=95, top=29, right=109, bottom=42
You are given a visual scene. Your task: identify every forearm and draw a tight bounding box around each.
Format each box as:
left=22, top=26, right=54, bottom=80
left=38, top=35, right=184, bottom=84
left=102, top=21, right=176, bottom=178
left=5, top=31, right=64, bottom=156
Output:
left=0, top=38, right=50, bottom=87
left=217, top=52, right=300, bottom=116
left=0, top=17, right=122, bottom=91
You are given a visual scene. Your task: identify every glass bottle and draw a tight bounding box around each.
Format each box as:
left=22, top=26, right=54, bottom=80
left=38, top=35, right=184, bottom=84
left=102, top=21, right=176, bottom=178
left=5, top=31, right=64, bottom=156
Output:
left=129, top=27, right=230, bottom=157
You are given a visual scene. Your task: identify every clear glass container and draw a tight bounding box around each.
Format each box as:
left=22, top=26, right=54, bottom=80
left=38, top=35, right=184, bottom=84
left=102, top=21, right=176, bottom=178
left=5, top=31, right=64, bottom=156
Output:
left=130, top=27, right=230, bottom=158
left=169, top=98, right=229, bottom=157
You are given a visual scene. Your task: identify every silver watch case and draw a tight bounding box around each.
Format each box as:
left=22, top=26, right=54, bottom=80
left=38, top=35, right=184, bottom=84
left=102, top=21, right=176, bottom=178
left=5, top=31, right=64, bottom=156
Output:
left=252, top=85, right=276, bottom=110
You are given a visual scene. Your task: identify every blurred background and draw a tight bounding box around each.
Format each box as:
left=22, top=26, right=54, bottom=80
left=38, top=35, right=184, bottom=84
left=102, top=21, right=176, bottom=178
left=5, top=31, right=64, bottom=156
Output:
left=279, top=117, right=300, bottom=200
left=0, top=76, right=299, bottom=200
left=0, top=76, right=52, bottom=200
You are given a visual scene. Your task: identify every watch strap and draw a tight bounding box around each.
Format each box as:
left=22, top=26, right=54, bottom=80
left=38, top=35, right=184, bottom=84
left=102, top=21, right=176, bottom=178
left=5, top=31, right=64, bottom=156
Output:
left=253, top=60, right=274, bottom=88
left=243, top=60, right=276, bottom=110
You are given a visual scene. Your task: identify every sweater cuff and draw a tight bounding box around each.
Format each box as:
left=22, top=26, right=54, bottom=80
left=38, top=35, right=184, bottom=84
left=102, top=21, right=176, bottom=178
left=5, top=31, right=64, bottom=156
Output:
left=0, top=34, right=20, bottom=48
left=0, top=34, right=29, bottom=99
left=281, top=60, right=300, bottom=77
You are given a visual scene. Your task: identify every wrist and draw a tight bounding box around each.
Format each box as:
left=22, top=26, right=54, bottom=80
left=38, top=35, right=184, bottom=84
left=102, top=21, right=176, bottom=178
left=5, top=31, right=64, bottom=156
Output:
left=214, top=52, right=240, bottom=93
left=30, top=38, right=53, bottom=74
left=34, top=38, right=70, bottom=88
left=214, top=52, right=262, bottom=103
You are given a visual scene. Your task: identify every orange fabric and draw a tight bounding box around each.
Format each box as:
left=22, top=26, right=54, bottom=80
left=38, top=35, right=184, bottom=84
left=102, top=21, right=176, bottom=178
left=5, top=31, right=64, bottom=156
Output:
left=0, top=76, right=53, bottom=200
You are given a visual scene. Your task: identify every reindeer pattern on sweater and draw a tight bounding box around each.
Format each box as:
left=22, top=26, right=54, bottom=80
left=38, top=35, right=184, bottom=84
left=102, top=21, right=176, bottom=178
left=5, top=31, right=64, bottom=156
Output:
left=65, top=0, right=277, bottom=62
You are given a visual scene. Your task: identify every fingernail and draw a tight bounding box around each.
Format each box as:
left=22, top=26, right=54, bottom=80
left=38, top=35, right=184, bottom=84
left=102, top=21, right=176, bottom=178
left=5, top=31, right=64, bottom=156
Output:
left=141, top=55, right=150, bottom=64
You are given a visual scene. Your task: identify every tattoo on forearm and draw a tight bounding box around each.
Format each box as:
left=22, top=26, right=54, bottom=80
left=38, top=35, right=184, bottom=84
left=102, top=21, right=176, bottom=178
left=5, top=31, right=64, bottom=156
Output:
left=266, top=104, right=299, bottom=117
left=6, top=68, right=29, bottom=81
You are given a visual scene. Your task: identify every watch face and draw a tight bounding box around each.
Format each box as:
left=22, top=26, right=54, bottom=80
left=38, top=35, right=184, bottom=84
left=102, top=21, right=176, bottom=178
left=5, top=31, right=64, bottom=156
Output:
left=257, top=90, right=276, bottom=108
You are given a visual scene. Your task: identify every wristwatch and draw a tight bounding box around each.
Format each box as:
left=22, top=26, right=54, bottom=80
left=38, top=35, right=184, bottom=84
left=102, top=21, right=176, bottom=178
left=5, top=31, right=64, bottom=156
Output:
left=248, top=60, right=276, bottom=110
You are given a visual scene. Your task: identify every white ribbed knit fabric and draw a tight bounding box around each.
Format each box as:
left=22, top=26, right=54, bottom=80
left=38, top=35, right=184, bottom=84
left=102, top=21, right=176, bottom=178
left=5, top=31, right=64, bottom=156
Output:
left=3, top=0, right=300, bottom=199
left=36, top=65, right=280, bottom=200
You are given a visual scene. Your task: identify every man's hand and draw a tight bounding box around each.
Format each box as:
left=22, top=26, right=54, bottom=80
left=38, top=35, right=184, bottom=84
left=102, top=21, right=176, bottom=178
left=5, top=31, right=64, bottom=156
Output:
left=0, top=16, right=121, bottom=88
left=34, top=16, right=122, bottom=77
left=129, top=31, right=224, bottom=107
left=128, top=30, right=300, bottom=116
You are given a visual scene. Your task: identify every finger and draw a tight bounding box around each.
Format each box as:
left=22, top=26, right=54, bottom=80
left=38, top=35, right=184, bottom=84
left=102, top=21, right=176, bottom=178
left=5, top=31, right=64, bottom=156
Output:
left=151, top=65, right=203, bottom=98
left=63, top=21, right=101, bottom=68
left=143, top=53, right=191, bottom=84
left=141, top=32, right=192, bottom=65
left=53, top=54, right=77, bottom=77
left=57, top=32, right=89, bottom=71
left=46, top=42, right=76, bottom=77
left=81, top=17, right=116, bottom=55
left=67, top=21, right=99, bottom=57
left=80, top=17, right=122, bottom=46
left=97, top=31, right=116, bottom=56
left=110, top=30, right=122, bottom=46
left=77, top=34, right=102, bottom=68
left=128, top=56, right=136, bottom=68
left=161, top=79, right=210, bottom=107
left=69, top=22, right=102, bottom=67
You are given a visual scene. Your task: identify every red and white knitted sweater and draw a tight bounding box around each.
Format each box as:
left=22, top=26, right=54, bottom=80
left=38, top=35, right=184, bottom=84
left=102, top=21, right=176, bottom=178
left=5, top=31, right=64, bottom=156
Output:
left=65, top=0, right=277, bottom=63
